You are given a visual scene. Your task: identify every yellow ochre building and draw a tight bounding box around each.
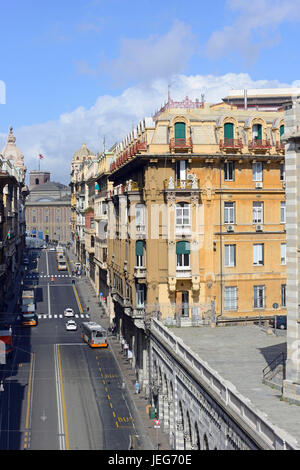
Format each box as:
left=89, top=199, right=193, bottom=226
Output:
left=106, top=93, right=287, bottom=330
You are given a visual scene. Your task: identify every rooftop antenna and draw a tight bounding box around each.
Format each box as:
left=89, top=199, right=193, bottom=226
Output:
left=168, top=84, right=171, bottom=104
left=103, top=136, right=106, bottom=153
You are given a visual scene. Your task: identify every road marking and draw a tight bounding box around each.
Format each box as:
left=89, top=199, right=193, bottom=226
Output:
left=55, top=345, right=70, bottom=450
left=73, top=285, right=83, bottom=314
left=46, top=250, right=49, bottom=276
left=47, top=283, right=51, bottom=317
left=24, top=352, right=34, bottom=449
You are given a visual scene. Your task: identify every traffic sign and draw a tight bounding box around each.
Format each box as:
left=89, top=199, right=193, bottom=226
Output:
left=273, top=303, right=279, bottom=309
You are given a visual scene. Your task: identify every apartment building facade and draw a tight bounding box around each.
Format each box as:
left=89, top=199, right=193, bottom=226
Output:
left=0, top=127, right=28, bottom=308
left=104, top=95, right=287, bottom=386
left=70, top=144, right=113, bottom=299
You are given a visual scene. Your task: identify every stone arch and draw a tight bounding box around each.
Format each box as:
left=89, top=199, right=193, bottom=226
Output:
left=203, top=433, right=210, bottom=450
left=176, top=400, right=185, bottom=450
left=249, top=117, right=267, bottom=141
left=193, top=422, right=201, bottom=450
left=184, top=410, right=193, bottom=450
left=169, top=115, right=191, bottom=141
left=168, top=381, right=175, bottom=447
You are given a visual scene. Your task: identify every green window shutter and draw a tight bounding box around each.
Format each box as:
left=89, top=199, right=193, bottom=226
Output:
left=257, top=124, right=262, bottom=140
left=175, top=122, right=186, bottom=139
left=280, top=125, right=284, bottom=137
left=136, top=240, right=144, bottom=256
left=224, top=123, right=234, bottom=139
left=176, top=241, right=190, bottom=255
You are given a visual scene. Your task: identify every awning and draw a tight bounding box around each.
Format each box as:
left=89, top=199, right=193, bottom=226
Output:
left=176, top=241, right=190, bottom=255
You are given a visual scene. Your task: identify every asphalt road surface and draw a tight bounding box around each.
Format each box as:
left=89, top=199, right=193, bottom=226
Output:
left=0, top=247, right=137, bottom=450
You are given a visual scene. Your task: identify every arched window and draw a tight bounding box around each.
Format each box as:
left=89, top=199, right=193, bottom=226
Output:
left=35, top=178, right=39, bottom=185
left=174, top=122, right=186, bottom=140
left=224, top=122, right=234, bottom=141
left=252, top=123, right=262, bottom=141
left=280, top=124, right=285, bottom=141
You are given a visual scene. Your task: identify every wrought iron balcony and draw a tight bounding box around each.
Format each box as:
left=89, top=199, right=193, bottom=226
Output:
left=170, top=137, right=193, bottom=152
left=219, top=138, right=243, bottom=150
left=248, top=139, right=271, bottom=151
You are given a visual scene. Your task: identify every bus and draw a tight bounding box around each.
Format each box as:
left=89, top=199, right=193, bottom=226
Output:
left=21, top=312, right=38, bottom=327
left=56, top=246, right=64, bottom=260
left=58, top=259, right=67, bottom=271
left=81, top=322, right=108, bottom=348
left=21, top=289, right=37, bottom=326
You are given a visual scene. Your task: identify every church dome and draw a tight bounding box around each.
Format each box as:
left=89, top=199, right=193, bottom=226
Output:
left=1, top=126, right=26, bottom=175
left=72, top=143, right=94, bottom=162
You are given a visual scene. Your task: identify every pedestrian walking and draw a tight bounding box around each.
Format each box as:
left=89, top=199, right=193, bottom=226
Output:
left=134, top=381, right=140, bottom=394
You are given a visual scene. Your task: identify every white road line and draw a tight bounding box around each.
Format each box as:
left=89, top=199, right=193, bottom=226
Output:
left=46, top=250, right=49, bottom=276
left=47, top=283, right=51, bottom=317
left=54, top=345, right=66, bottom=451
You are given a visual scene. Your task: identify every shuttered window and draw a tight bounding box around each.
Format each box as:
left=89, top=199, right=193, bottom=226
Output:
left=224, top=123, right=234, bottom=139
left=174, top=122, right=186, bottom=139
left=136, top=240, right=144, bottom=256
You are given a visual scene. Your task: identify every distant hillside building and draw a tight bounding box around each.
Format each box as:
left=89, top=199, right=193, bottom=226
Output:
left=25, top=171, right=71, bottom=244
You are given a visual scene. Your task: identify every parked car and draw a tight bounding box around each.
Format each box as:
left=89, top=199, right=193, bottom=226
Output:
left=66, top=320, right=77, bottom=331
left=269, top=315, right=287, bottom=330
left=64, top=308, right=75, bottom=317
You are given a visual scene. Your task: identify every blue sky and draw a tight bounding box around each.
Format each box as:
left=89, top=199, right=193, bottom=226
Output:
left=0, top=0, right=300, bottom=183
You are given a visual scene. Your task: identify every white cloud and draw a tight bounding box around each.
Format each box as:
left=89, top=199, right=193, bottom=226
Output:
left=1, top=72, right=299, bottom=185
left=205, top=0, right=300, bottom=63
left=85, top=21, right=197, bottom=85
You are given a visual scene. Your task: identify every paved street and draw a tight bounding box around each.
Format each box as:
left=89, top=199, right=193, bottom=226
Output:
left=0, top=248, right=140, bottom=450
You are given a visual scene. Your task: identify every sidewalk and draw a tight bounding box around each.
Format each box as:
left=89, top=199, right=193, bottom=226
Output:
left=66, top=248, right=172, bottom=451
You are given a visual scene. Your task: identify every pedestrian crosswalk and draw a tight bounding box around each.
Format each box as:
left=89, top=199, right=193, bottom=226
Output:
left=37, top=313, right=90, bottom=320
left=25, top=274, right=72, bottom=279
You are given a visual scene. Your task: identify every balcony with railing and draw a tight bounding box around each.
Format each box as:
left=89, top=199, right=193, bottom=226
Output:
left=219, top=138, right=243, bottom=151
left=169, top=137, right=193, bottom=152
left=176, top=267, right=192, bottom=279
left=248, top=139, right=271, bottom=151
left=164, top=176, right=200, bottom=191
left=134, top=266, right=147, bottom=279
left=110, top=141, right=147, bottom=173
